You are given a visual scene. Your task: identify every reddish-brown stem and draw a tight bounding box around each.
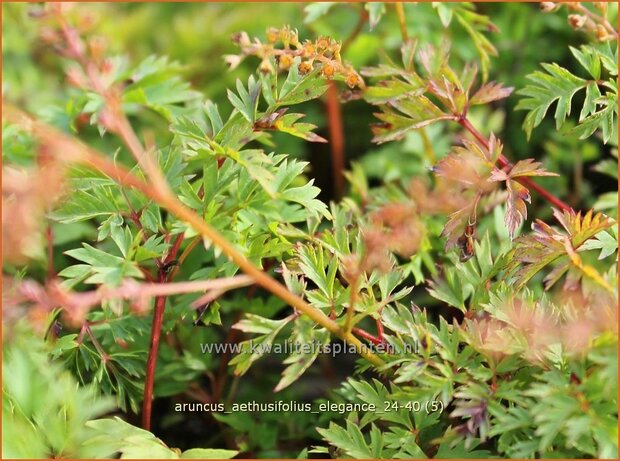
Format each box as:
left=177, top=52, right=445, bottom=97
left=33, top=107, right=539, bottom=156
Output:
left=457, top=117, right=573, bottom=213
left=375, top=317, right=385, bottom=341
left=169, top=235, right=200, bottom=280
left=142, top=271, right=167, bottom=430
left=165, top=232, right=185, bottom=265
left=84, top=323, right=109, bottom=362
left=352, top=327, right=384, bottom=346
left=326, top=81, right=345, bottom=199
left=321, top=5, right=369, bottom=200
left=77, top=322, right=122, bottom=376
left=142, top=231, right=185, bottom=430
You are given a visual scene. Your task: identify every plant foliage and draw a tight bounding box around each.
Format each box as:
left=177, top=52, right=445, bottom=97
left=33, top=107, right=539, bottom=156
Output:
left=2, top=2, right=618, bottom=460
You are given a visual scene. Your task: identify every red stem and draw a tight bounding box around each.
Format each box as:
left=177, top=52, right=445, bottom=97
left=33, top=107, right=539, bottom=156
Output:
left=352, top=327, right=384, bottom=346
left=457, top=117, right=573, bottom=213
left=141, top=232, right=185, bottom=430
left=326, top=81, right=345, bottom=199
left=165, top=232, right=185, bottom=265
left=141, top=272, right=166, bottom=430
left=375, top=318, right=384, bottom=341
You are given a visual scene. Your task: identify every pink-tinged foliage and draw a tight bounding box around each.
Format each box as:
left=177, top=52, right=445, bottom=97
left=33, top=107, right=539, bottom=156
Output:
left=508, top=208, right=614, bottom=290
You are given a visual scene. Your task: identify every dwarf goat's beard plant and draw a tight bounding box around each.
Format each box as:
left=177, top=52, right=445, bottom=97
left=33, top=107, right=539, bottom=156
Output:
left=2, top=2, right=618, bottom=459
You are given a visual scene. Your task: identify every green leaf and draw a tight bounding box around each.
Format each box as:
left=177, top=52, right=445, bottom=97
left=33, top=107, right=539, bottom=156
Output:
left=365, top=78, right=425, bottom=105
left=453, top=7, right=498, bottom=81
left=229, top=314, right=293, bottom=375
left=50, top=183, right=121, bottom=224
left=3, top=325, right=116, bottom=459
left=227, top=76, right=261, bottom=123
left=516, top=63, right=586, bottom=138
left=110, top=224, right=133, bottom=258
left=570, top=45, right=602, bottom=80
left=371, top=96, right=451, bottom=144
left=296, top=246, right=338, bottom=298
left=278, top=60, right=329, bottom=106
left=433, top=2, right=454, bottom=27
left=122, top=55, right=199, bottom=120
left=435, top=441, right=494, bottom=458
left=84, top=417, right=177, bottom=458
left=272, top=112, right=327, bottom=143
left=384, top=427, right=427, bottom=458
left=428, top=267, right=466, bottom=312
left=580, top=81, right=603, bottom=121
left=580, top=229, right=618, bottom=260
left=279, top=179, right=331, bottom=220
left=204, top=100, right=224, bottom=135
left=274, top=318, right=330, bottom=392
left=64, top=243, right=143, bottom=285
left=316, top=421, right=376, bottom=459
left=571, top=92, right=618, bottom=144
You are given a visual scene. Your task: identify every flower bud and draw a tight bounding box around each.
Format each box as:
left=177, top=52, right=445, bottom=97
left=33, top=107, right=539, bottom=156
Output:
left=223, top=54, right=243, bottom=70
left=568, top=14, right=587, bottom=29
left=298, top=60, right=313, bottom=75
left=595, top=24, right=612, bottom=41
left=277, top=54, right=293, bottom=71
left=301, top=40, right=315, bottom=58
left=231, top=31, right=250, bottom=47
left=345, top=72, right=361, bottom=89
left=321, top=62, right=335, bottom=78
left=266, top=27, right=279, bottom=44
left=316, top=36, right=330, bottom=51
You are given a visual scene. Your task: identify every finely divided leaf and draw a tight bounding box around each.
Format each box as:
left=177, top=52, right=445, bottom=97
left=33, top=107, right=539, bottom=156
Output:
left=490, top=159, right=558, bottom=239
left=516, top=63, right=586, bottom=138
left=470, top=81, right=514, bottom=105
left=227, top=76, right=262, bottom=123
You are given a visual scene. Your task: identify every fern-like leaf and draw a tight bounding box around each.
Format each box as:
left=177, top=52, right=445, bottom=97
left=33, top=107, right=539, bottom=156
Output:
left=507, top=209, right=614, bottom=290
left=516, top=63, right=586, bottom=138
